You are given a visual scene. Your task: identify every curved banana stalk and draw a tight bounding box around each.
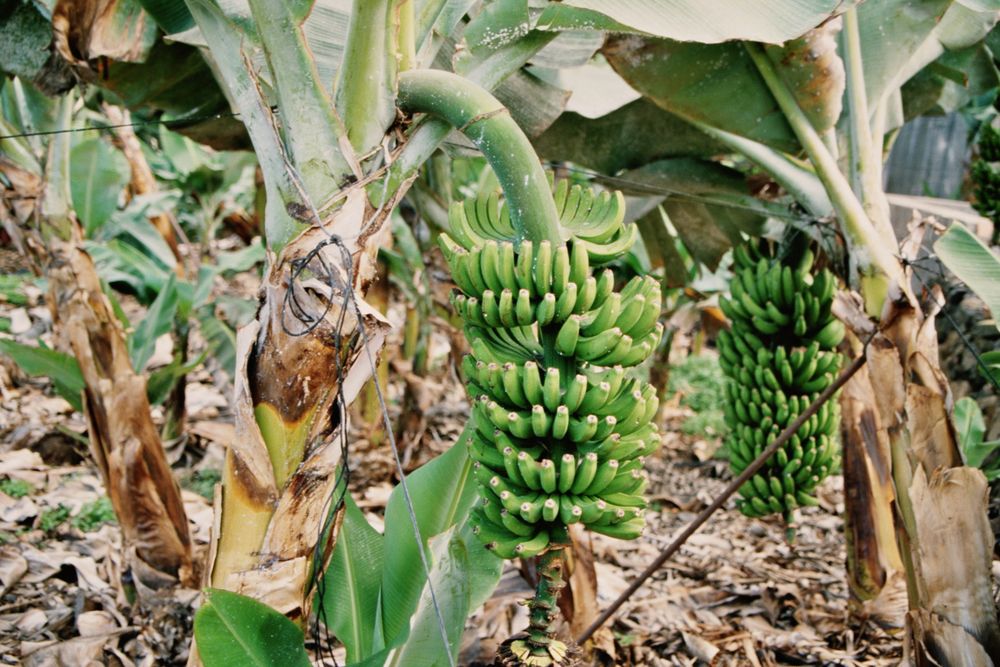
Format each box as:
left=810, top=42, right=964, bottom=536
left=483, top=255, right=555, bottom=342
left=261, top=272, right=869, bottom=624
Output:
left=398, top=69, right=661, bottom=665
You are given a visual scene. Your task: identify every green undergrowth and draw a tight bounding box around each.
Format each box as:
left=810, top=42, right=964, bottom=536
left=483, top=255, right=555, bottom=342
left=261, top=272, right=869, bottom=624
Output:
left=36, top=497, right=117, bottom=533
left=667, top=354, right=729, bottom=440
left=73, top=497, right=117, bottom=532
left=38, top=505, right=71, bottom=532
left=183, top=468, right=222, bottom=500
left=0, top=478, right=33, bottom=498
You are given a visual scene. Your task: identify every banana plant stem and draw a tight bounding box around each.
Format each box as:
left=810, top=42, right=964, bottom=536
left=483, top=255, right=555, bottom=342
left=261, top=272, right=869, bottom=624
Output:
left=527, top=548, right=567, bottom=652
left=744, top=42, right=901, bottom=314
left=841, top=8, right=896, bottom=249
left=577, top=347, right=869, bottom=644
left=396, top=69, right=562, bottom=246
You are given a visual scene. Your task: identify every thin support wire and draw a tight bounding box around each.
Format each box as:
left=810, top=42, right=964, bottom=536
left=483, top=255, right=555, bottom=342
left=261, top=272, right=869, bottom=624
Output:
left=0, top=110, right=248, bottom=141
left=906, top=255, right=1000, bottom=394
left=577, top=345, right=870, bottom=644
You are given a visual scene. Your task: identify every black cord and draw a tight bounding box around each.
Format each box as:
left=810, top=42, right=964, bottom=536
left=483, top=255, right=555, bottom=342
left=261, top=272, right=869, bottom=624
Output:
left=0, top=110, right=248, bottom=141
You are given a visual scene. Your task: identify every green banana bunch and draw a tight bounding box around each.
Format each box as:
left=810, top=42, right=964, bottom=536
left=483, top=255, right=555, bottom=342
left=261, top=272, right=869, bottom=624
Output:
left=717, top=241, right=844, bottom=524
left=440, top=180, right=662, bottom=559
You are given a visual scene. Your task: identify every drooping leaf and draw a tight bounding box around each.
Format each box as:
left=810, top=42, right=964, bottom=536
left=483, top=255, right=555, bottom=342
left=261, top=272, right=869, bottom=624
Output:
left=321, top=495, right=385, bottom=663
left=856, top=0, right=999, bottom=117
left=194, top=589, right=311, bottom=667
left=901, top=42, right=1000, bottom=119
left=379, top=437, right=478, bottom=647
left=69, top=138, right=131, bottom=236
left=137, top=0, right=195, bottom=34
left=603, top=38, right=800, bottom=153
left=98, top=192, right=182, bottom=275
left=934, top=222, right=1000, bottom=331
left=764, top=20, right=845, bottom=133
left=636, top=206, right=691, bottom=287
left=146, top=350, right=207, bottom=405
left=196, top=311, right=238, bottom=379
left=533, top=99, right=724, bottom=174
left=0, top=341, right=84, bottom=412
left=535, top=0, right=848, bottom=44
left=158, top=125, right=215, bottom=176
left=616, top=159, right=765, bottom=269
left=214, top=238, right=266, bottom=275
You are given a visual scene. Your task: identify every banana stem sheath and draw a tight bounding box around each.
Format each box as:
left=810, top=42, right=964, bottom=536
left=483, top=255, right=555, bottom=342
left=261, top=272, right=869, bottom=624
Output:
left=396, top=69, right=562, bottom=246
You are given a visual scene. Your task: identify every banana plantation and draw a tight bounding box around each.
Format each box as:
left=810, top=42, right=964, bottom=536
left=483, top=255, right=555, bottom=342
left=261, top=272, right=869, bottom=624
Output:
left=3, top=0, right=1000, bottom=665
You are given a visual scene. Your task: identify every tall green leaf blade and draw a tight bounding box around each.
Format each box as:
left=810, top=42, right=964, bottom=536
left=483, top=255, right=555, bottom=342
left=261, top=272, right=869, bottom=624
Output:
left=128, top=273, right=180, bottom=372
left=383, top=522, right=501, bottom=667
left=196, top=311, right=238, bottom=378
left=0, top=341, right=84, bottom=412
left=248, top=0, right=352, bottom=197
left=537, top=0, right=847, bottom=44
left=69, top=138, right=131, bottom=236
left=194, top=589, right=311, bottom=667
left=321, top=495, right=385, bottom=663
left=934, top=222, right=1000, bottom=331
left=379, top=436, right=478, bottom=645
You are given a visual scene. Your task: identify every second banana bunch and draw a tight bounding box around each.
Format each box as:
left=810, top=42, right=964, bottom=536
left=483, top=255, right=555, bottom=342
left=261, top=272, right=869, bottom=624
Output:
left=440, top=180, right=662, bottom=559
left=718, top=241, right=844, bottom=525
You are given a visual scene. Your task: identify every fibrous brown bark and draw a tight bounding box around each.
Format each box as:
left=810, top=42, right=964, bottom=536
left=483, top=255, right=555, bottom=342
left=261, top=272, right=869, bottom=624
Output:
left=47, top=240, right=195, bottom=590
left=207, top=188, right=395, bottom=620
left=836, top=225, right=1000, bottom=664
left=839, top=346, right=907, bottom=625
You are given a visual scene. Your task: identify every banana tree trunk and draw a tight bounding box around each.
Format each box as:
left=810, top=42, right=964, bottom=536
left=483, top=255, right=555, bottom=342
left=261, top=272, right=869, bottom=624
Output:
left=3, top=94, right=195, bottom=593
left=838, top=338, right=907, bottom=624
left=47, top=239, right=195, bottom=590
left=206, top=188, right=394, bottom=620
left=872, top=291, right=1000, bottom=663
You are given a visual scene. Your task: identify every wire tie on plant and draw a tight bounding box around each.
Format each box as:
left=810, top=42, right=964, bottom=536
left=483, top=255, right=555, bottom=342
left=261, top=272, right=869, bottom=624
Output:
left=277, top=158, right=456, bottom=667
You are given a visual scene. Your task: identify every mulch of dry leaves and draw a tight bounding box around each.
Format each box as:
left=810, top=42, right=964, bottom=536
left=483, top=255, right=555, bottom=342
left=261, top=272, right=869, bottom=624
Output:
left=0, top=255, right=906, bottom=666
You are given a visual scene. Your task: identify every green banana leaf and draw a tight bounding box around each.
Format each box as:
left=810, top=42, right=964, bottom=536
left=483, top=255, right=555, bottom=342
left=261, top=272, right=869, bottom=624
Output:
left=69, top=138, right=131, bottom=236
left=934, top=222, right=1000, bottom=332
left=321, top=437, right=499, bottom=666
left=535, top=0, right=850, bottom=44
left=0, top=341, right=85, bottom=412
left=194, top=589, right=311, bottom=667
left=533, top=99, right=724, bottom=174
